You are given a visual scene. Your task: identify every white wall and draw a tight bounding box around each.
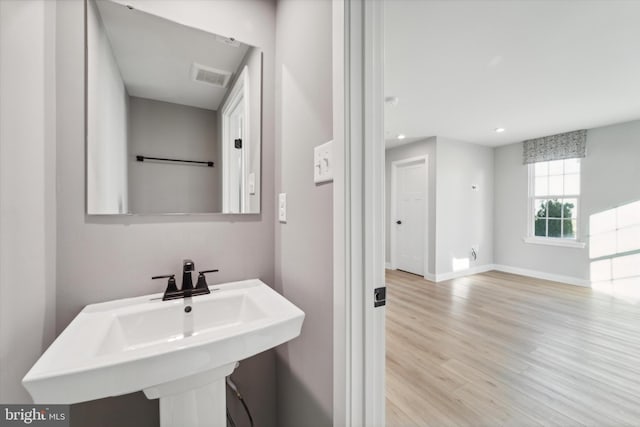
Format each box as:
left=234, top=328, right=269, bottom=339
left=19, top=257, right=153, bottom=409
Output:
left=86, top=0, right=129, bottom=214
left=435, top=137, right=494, bottom=278
left=128, top=97, right=220, bottom=213
left=494, top=119, right=640, bottom=282
left=56, top=1, right=276, bottom=425
left=274, top=0, right=333, bottom=425
left=385, top=138, right=437, bottom=274
left=385, top=137, right=494, bottom=280
left=0, top=0, right=57, bottom=403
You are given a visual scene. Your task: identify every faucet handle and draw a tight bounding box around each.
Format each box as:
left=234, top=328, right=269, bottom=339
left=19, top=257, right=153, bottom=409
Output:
left=195, top=269, right=219, bottom=291
left=152, top=274, right=179, bottom=294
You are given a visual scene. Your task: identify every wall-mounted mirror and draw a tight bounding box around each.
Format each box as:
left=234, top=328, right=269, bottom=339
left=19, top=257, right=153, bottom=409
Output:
left=86, top=0, right=262, bottom=215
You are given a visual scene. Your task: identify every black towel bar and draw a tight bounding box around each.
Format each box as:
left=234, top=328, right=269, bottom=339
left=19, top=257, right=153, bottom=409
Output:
left=136, top=155, right=214, bottom=167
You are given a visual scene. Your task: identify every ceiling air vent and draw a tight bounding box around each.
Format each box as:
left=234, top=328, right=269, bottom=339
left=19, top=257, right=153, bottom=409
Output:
left=191, top=63, right=232, bottom=88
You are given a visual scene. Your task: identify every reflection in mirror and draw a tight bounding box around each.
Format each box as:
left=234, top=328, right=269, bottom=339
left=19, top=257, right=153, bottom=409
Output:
left=86, top=0, right=262, bottom=214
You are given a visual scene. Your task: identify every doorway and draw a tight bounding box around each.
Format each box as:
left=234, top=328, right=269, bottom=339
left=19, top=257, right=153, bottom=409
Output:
left=221, top=66, right=249, bottom=214
left=390, top=156, right=428, bottom=277
left=226, top=101, right=245, bottom=213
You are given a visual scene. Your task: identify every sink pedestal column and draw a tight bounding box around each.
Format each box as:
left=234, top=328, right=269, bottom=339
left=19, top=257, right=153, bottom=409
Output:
left=143, top=363, right=236, bottom=427
left=159, top=378, right=226, bottom=427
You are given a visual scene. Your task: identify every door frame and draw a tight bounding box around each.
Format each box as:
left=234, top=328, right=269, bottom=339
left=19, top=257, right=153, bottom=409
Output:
left=333, top=0, right=386, bottom=426
left=390, top=155, right=429, bottom=278
left=221, top=66, right=250, bottom=213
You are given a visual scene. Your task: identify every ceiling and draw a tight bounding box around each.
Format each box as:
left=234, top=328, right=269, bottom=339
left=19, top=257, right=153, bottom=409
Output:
left=384, top=0, right=640, bottom=148
left=96, top=0, right=250, bottom=111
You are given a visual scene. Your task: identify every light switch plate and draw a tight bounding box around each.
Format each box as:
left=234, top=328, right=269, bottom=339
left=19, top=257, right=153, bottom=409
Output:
left=278, top=193, right=287, bottom=223
left=314, top=140, right=333, bottom=184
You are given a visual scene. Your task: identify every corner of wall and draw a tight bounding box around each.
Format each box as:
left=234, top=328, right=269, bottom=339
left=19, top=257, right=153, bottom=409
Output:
left=274, top=0, right=334, bottom=425
left=0, top=0, right=58, bottom=403
left=432, top=136, right=495, bottom=277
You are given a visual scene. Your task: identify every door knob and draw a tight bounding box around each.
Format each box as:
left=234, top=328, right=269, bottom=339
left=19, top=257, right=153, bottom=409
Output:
left=396, top=220, right=402, bottom=225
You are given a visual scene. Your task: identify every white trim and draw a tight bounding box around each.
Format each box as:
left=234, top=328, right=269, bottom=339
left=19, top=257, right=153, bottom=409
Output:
left=434, top=264, right=495, bottom=282
left=492, top=264, right=590, bottom=287
left=242, top=68, right=251, bottom=210
left=362, top=0, right=386, bottom=425
left=389, top=155, right=428, bottom=276
left=346, top=0, right=365, bottom=422
left=334, top=0, right=386, bottom=426
left=424, top=272, right=436, bottom=282
left=523, top=236, right=586, bottom=249
left=385, top=262, right=392, bottom=270
left=335, top=1, right=386, bottom=425
left=423, top=263, right=590, bottom=288
left=221, top=66, right=250, bottom=213
left=527, top=160, right=582, bottom=241
left=334, top=0, right=363, bottom=425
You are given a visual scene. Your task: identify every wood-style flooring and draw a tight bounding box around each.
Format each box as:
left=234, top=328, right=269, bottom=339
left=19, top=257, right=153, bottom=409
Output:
left=385, top=269, right=640, bottom=427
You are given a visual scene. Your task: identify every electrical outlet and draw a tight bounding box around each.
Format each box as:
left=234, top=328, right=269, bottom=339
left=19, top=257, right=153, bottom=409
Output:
left=471, top=245, right=479, bottom=261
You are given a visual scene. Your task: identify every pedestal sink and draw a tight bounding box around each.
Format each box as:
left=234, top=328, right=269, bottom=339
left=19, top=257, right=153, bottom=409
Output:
left=23, top=279, right=304, bottom=427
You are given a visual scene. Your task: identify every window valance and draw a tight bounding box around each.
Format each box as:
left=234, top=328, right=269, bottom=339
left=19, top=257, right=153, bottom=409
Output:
left=522, top=129, right=586, bottom=164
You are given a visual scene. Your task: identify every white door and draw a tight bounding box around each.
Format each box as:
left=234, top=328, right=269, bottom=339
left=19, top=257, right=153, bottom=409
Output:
left=227, top=99, right=245, bottom=213
left=394, top=159, right=426, bottom=276
left=221, top=68, right=249, bottom=214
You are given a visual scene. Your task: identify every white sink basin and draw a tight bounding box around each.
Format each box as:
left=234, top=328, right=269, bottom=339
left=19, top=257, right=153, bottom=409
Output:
left=23, top=279, right=304, bottom=426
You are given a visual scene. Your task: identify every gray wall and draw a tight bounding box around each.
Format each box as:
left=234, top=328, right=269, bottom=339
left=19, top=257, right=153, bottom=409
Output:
left=274, top=0, right=333, bottom=425
left=494, top=119, right=640, bottom=281
left=56, top=1, right=276, bottom=426
left=385, top=138, right=437, bottom=274
left=435, top=137, right=494, bottom=276
left=0, top=0, right=57, bottom=403
left=128, top=97, right=220, bottom=214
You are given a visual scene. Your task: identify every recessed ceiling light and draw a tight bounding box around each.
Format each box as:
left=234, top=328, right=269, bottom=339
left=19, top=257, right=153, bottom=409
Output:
left=495, top=128, right=505, bottom=133
left=397, top=134, right=406, bottom=140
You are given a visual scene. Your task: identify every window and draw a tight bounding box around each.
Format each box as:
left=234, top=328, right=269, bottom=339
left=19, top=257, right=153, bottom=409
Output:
left=528, top=158, right=581, bottom=242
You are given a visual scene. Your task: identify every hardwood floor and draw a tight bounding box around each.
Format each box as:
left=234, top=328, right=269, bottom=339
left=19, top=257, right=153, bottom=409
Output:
left=385, top=269, right=640, bottom=427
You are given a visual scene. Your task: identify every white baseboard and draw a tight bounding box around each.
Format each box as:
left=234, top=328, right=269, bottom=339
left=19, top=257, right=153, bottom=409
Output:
left=491, top=264, right=590, bottom=287
left=430, top=264, right=589, bottom=288
left=385, top=263, right=591, bottom=288
left=434, top=264, right=495, bottom=282
left=385, top=262, right=393, bottom=270
left=390, top=262, right=589, bottom=288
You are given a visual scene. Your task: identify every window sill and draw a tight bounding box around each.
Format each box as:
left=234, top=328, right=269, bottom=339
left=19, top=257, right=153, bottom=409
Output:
left=523, top=237, right=586, bottom=249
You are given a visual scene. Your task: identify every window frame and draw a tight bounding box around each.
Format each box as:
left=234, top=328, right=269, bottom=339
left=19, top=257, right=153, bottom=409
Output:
left=525, top=159, right=586, bottom=249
